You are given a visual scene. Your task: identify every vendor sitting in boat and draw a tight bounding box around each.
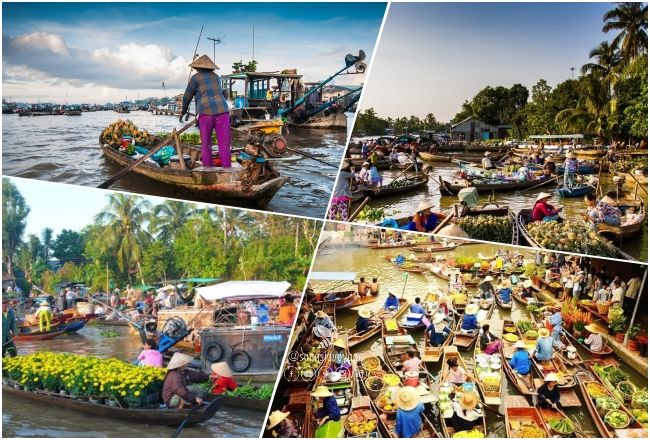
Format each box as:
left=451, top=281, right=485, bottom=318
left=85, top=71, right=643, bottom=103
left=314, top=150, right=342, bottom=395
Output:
left=481, top=151, right=494, bottom=169
left=311, top=385, right=341, bottom=427
left=531, top=192, right=563, bottom=222
left=409, top=297, right=426, bottom=314
left=536, top=373, right=562, bottom=410
left=162, top=353, right=209, bottom=408
left=402, top=349, right=423, bottom=373
left=403, top=201, right=444, bottom=233
left=583, top=193, right=621, bottom=228
left=519, top=280, right=534, bottom=300
left=496, top=280, right=512, bottom=305
left=478, top=276, right=495, bottom=301
left=533, top=328, right=564, bottom=361
left=210, top=361, right=238, bottom=395
left=331, top=338, right=352, bottom=374
left=509, top=340, right=535, bottom=391
left=352, top=277, right=371, bottom=297
left=542, top=157, right=556, bottom=176
left=180, top=54, right=231, bottom=168
left=478, top=324, right=501, bottom=354
left=582, top=324, right=604, bottom=353
left=450, top=391, right=483, bottom=432
left=314, top=310, right=336, bottom=334
left=395, top=386, right=425, bottom=438
left=443, top=358, right=468, bottom=385
left=426, top=312, right=452, bottom=347
left=384, top=292, right=399, bottom=310
left=277, top=294, right=297, bottom=325
left=460, top=304, right=480, bottom=333
left=266, top=410, right=299, bottom=438
left=356, top=308, right=372, bottom=333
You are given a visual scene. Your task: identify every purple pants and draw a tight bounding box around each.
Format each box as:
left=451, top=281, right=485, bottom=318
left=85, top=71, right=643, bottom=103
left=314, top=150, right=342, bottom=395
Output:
left=198, top=112, right=231, bottom=167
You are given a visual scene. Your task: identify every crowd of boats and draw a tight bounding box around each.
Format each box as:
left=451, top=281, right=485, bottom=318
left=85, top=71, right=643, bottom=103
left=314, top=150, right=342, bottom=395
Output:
left=267, top=242, right=647, bottom=438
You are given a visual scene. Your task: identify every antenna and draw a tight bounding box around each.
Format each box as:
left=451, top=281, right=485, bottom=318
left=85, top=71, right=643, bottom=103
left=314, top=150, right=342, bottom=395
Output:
left=206, top=35, right=225, bottom=62
left=570, top=67, right=575, bottom=79
left=252, top=25, right=255, bottom=62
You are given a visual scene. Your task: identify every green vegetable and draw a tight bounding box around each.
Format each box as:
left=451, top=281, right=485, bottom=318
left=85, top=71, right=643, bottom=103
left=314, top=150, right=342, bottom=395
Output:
left=223, top=383, right=273, bottom=400
left=549, top=417, right=574, bottom=434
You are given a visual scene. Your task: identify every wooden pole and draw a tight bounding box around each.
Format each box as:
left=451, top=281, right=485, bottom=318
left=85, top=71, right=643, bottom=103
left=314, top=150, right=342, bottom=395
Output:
left=348, top=197, right=372, bottom=222
left=173, top=129, right=186, bottom=170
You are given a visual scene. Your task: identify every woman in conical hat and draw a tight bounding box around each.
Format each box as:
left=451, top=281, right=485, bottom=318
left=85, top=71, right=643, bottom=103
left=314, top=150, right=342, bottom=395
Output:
left=311, top=385, right=341, bottom=426
left=162, top=353, right=210, bottom=408
left=210, top=362, right=238, bottom=395
left=531, top=191, right=563, bottom=222
left=266, top=410, right=299, bottom=438
left=181, top=54, right=232, bottom=169
left=405, top=200, right=444, bottom=233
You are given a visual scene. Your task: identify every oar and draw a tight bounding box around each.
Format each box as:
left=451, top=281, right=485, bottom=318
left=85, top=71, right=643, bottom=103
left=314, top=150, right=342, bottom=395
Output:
left=627, top=171, right=648, bottom=195
left=98, top=119, right=197, bottom=189
left=432, top=212, right=455, bottom=234
left=514, top=175, right=558, bottom=196
left=348, top=196, right=372, bottom=222
left=171, top=400, right=210, bottom=438
left=285, top=146, right=339, bottom=168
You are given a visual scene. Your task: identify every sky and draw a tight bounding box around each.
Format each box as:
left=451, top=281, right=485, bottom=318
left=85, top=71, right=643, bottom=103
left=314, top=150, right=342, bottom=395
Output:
left=2, top=2, right=386, bottom=103
left=361, top=2, right=616, bottom=122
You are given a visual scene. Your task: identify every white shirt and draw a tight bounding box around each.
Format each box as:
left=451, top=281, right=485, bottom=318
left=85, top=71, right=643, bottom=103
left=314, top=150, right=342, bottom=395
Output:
left=452, top=400, right=482, bottom=422
left=625, top=277, right=641, bottom=299
left=481, top=157, right=492, bottom=168
left=611, top=286, right=625, bottom=303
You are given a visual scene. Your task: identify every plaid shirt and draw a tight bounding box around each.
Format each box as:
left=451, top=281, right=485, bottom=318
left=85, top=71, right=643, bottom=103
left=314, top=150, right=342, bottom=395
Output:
left=182, top=70, right=229, bottom=116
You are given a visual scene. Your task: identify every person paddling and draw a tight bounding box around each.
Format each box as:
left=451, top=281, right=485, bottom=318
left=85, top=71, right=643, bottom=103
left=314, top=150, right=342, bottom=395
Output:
left=180, top=54, right=231, bottom=168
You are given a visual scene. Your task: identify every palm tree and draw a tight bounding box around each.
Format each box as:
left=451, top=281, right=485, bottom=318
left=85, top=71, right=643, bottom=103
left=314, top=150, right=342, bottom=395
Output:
left=150, top=200, right=197, bottom=243
left=581, top=41, right=622, bottom=77
left=603, top=2, right=648, bottom=62
left=555, top=74, right=617, bottom=142
left=94, top=194, right=152, bottom=281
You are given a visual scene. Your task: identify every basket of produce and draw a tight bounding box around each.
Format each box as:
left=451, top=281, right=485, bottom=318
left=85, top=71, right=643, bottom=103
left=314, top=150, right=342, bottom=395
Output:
left=616, top=381, right=637, bottom=402
left=632, top=390, right=648, bottom=410
left=604, top=410, right=630, bottom=429
left=375, top=389, right=397, bottom=414
left=596, top=397, right=621, bottom=417
left=524, top=330, right=539, bottom=340
left=631, top=409, right=649, bottom=426
left=382, top=374, right=400, bottom=387
left=597, top=302, right=609, bottom=315
left=344, top=408, right=377, bottom=437
left=452, top=429, right=485, bottom=438
left=503, top=333, right=519, bottom=343
left=384, top=319, right=399, bottom=332
left=364, top=376, right=384, bottom=399
left=586, top=383, right=609, bottom=399
left=509, top=421, right=546, bottom=438
left=549, top=417, right=575, bottom=435
left=368, top=369, right=385, bottom=380
left=361, top=357, right=381, bottom=372
left=504, top=326, right=517, bottom=333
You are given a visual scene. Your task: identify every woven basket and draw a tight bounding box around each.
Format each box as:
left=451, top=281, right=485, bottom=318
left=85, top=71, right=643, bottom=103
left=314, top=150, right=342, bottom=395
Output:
left=482, top=381, right=501, bottom=397
left=364, top=377, right=384, bottom=400
left=616, top=381, right=636, bottom=402
left=597, top=303, right=609, bottom=315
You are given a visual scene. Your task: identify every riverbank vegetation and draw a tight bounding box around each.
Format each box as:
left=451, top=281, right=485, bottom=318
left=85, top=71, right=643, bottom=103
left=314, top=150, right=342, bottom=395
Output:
left=2, top=178, right=320, bottom=295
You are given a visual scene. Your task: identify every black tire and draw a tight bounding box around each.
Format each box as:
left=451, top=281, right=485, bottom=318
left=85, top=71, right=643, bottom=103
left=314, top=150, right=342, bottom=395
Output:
left=229, top=350, right=251, bottom=372
left=205, top=342, right=224, bottom=363
left=273, top=352, right=284, bottom=370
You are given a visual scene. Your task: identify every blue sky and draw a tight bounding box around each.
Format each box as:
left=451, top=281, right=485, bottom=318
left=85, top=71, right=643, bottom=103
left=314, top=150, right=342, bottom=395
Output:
left=361, top=2, right=616, bottom=121
left=2, top=2, right=386, bottom=102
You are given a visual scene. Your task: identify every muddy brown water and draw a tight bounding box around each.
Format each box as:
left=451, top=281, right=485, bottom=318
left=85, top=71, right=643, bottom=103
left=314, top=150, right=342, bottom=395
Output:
left=308, top=244, right=647, bottom=438
left=1, top=111, right=345, bottom=218
left=1, top=324, right=266, bottom=437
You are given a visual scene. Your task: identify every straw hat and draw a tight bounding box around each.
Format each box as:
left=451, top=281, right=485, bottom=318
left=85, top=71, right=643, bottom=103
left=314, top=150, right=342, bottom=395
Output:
left=189, top=54, right=219, bottom=70
left=211, top=362, right=233, bottom=378
left=432, top=312, right=446, bottom=325
left=535, top=192, right=553, bottom=202
left=404, top=370, right=419, bottom=379
left=358, top=308, right=372, bottom=318
left=465, top=304, right=479, bottom=315
left=310, top=385, right=334, bottom=398
left=39, top=301, right=50, bottom=307
left=167, top=352, right=193, bottom=370
left=484, top=276, right=494, bottom=282
left=267, top=410, right=291, bottom=429
left=585, top=323, right=600, bottom=333
left=514, top=340, right=527, bottom=349
left=459, top=391, right=479, bottom=410
left=544, top=156, right=553, bottom=162
left=416, top=201, right=434, bottom=213
left=523, top=280, right=533, bottom=288
left=331, top=338, right=346, bottom=349
left=539, top=328, right=550, bottom=337
left=395, top=386, right=420, bottom=411
left=544, top=373, right=560, bottom=382
left=316, top=310, right=328, bottom=319
left=566, top=152, right=576, bottom=159
left=484, top=151, right=491, bottom=157
left=437, top=224, right=469, bottom=239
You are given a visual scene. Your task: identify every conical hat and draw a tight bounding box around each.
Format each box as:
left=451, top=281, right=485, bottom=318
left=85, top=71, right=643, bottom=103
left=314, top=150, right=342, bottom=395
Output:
left=167, top=352, right=193, bottom=370
left=437, top=224, right=469, bottom=239
left=535, top=192, right=553, bottom=202
left=358, top=308, right=372, bottom=318
left=310, top=385, right=334, bottom=398
left=460, top=391, right=478, bottom=410
left=189, top=54, right=219, bottom=70
left=211, top=362, right=233, bottom=377
left=267, top=410, right=290, bottom=429
left=416, top=201, right=434, bottom=213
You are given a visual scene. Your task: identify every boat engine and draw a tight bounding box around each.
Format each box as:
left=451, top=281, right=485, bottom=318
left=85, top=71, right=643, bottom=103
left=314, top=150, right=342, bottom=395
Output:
left=158, top=317, right=191, bottom=353
left=247, top=129, right=287, bottom=157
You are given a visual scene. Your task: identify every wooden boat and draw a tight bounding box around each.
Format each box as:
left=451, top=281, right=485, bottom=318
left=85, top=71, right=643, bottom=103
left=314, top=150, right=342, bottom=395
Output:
left=345, top=299, right=408, bottom=349
left=312, top=290, right=378, bottom=311
left=516, top=209, right=637, bottom=261
left=15, top=328, right=65, bottom=341
left=429, top=263, right=480, bottom=287
left=439, top=174, right=555, bottom=195
left=219, top=395, right=270, bottom=411
left=504, top=395, right=551, bottom=438
left=472, top=319, right=504, bottom=406
left=453, top=301, right=494, bottom=351
left=364, top=174, right=429, bottom=199
left=370, top=240, right=416, bottom=249
left=557, top=183, right=595, bottom=197
left=538, top=405, right=581, bottom=438
left=438, top=346, right=488, bottom=438
left=99, top=136, right=288, bottom=209
left=494, top=290, right=513, bottom=310
left=422, top=314, right=455, bottom=363
left=530, top=355, right=576, bottom=389
left=394, top=263, right=428, bottom=274
left=575, top=372, right=643, bottom=438
left=281, top=390, right=313, bottom=438
left=501, top=320, right=540, bottom=396
left=3, top=385, right=223, bottom=426
left=562, top=330, right=613, bottom=359
left=597, top=190, right=646, bottom=241
left=283, top=321, right=332, bottom=387
left=408, top=242, right=460, bottom=253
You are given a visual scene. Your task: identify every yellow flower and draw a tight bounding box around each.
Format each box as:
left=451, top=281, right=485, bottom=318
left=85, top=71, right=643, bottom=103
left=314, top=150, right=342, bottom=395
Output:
left=121, top=391, right=126, bottom=396
left=134, top=391, right=140, bottom=397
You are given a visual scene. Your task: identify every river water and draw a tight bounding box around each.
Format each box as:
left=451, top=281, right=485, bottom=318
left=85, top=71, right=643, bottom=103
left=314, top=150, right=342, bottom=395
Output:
left=355, top=163, right=648, bottom=261
left=1, top=112, right=345, bottom=218
left=310, top=243, right=646, bottom=438
left=2, top=323, right=265, bottom=438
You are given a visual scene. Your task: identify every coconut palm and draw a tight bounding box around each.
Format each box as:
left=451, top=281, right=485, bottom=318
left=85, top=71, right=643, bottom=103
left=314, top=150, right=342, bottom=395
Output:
left=94, top=193, right=152, bottom=277
left=581, top=41, right=622, bottom=78
left=555, top=74, right=617, bottom=142
left=150, top=200, right=197, bottom=243
left=603, top=2, right=648, bottom=62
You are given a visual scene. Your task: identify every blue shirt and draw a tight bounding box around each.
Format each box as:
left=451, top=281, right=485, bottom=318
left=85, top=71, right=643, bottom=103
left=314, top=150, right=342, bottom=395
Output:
left=410, top=304, right=426, bottom=314
left=384, top=295, right=399, bottom=309
left=396, top=402, right=425, bottom=438
left=498, top=288, right=512, bottom=303
left=509, top=349, right=531, bottom=374
left=427, top=323, right=451, bottom=346
left=461, top=314, right=478, bottom=331
left=315, top=396, right=341, bottom=421
left=356, top=317, right=370, bottom=333
left=535, top=336, right=555, bottom=361
left=549, top=312, right=563, bottom=333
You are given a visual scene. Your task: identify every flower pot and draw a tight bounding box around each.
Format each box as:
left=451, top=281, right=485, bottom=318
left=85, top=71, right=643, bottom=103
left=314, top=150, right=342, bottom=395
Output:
left=627, top=339, right=639, bottom=351
left=615, top=332, right=625, bottom=343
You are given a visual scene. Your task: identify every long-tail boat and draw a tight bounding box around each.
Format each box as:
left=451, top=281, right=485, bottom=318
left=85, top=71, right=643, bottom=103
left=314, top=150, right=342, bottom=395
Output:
left=344, top=299, right=408, bottom=349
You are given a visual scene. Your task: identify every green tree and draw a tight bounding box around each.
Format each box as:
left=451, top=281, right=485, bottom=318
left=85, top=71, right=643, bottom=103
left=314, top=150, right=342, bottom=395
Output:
left=352, top=108, right=389, bottom=136
left=2, top=178, right=30, bottom=277
left=141, top=241, right=174, bottom=282
left=615, top=54, right=648, bottom=139
left=603, top=2, right=648, bottom=63
left=41, top=227, right=53, bottom=260
left=581, top=41, right=622, bottom=78
left=150, top=200, right=197, bottom=243
left=52, top=229, right=85, bottom=264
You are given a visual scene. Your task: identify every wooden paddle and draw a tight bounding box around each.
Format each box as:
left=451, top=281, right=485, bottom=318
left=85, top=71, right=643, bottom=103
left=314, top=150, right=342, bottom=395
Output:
left=97, top=119, right=197, bottom=189
left=171, top=400, right=212, bottom=438
left=432, top=212, right=455, bottom=234
left=348, top=196, right=372, bottom=222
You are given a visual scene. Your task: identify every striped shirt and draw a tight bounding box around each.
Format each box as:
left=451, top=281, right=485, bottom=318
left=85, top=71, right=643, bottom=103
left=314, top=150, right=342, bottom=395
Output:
left=182, top=70, right=229, bottom=116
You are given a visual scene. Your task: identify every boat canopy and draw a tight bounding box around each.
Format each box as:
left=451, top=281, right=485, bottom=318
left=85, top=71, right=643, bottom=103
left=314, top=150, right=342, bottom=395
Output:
left=196, top=280, right=291, bottom=301
left=309, top=272, right=357, bottom=281
left=179, top=278, right=219, bottom=283
left=528, top=134, right=584, bottom=139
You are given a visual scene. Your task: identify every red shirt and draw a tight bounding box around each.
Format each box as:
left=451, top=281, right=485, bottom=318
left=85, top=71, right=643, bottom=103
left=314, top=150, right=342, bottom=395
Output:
left=210, top=375, right=238, bottom=395
left=532, top=201, right=558, bottom=221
